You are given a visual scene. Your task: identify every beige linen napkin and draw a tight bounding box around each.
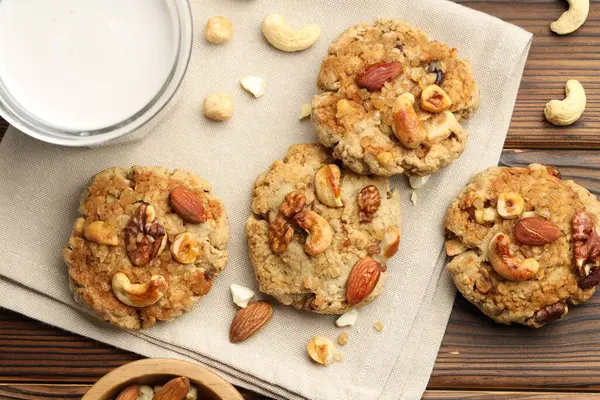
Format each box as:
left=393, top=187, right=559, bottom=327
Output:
left=0, top=0, right=532, bottom=398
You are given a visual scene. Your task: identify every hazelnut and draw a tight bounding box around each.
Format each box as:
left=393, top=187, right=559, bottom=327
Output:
left=170, top=232, right=201, bottom=264
left=205, top=16, right=233, bottom=44
left=204, top=92, right=234, bottom=121
left=306, top=336, right=335, bottom=365
left=420, top=84, right=452, bottom=113
left=497, top=192, right=525, bottom=219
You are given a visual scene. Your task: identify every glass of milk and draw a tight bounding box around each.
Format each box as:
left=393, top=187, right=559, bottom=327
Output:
left=0, top=0, right=192, bottom=146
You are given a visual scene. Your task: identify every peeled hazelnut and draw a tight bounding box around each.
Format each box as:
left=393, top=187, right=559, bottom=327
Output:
left=314, top=164, right=343, bottom=208
left=205, top=16, right=233, bottom=44
left=420, top=84, right=452, bottom=113
left=170, top=232, right=201, bottom=264
left=204, top=92, right=233, bottom=121
left=497, top=192, right=524, bottom=219
left=84, top=221, right=119, bottom=246
left=307, top=336, right=335, bottom=365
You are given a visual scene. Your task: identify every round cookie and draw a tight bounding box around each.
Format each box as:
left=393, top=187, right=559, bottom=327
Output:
left=445, top=164, right=600, bottom=327
left=63, top=166, right=229, bottom=330
left=312, top=19, right=479, bottom=177
left=246, top=143, right=401, bottom=314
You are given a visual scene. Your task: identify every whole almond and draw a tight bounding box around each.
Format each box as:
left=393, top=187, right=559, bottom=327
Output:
left=346, top=256, right=382, bottom=305
left=356, top=61, right=402, bottom=92
left=515, top=217, right=561, bottom=245
left=230, top=301, right=273, bottom=343
left=169, top=186, right=207, bottom=223
left=154, top=376, right=190, bottom=400
left=116, top=384, right=140, bottom=400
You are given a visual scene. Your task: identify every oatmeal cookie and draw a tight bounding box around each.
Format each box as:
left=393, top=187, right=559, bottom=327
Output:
left=445, top=164, right=600, bottom=327
left=312, top=19, right=479, bottom=177
left=246, top=143, right=401, bottom=314
left=63, top=166, right=229, bottom=330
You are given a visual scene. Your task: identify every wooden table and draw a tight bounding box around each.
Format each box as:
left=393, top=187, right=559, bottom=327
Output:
left=1, top=1, right=600, bottom=398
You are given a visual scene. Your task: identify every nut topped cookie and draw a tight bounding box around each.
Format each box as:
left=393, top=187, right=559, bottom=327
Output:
left=246, top=143, right=401, bottom=314
left=445, top=164, right=600, bottom=327
left=312, top=19, right=479, bottom=177
left=63, top=166, right=229, bottom=330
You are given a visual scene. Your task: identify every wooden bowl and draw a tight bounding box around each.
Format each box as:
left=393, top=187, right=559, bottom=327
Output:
left=83, top=358, right=244, bottom=400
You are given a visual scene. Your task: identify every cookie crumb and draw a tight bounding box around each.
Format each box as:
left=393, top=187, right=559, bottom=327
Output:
left=337, top=331, right=349, bottom=345
left=374, top=321, right=384, bottom=332
left=410, top=191, right=418, bottom=206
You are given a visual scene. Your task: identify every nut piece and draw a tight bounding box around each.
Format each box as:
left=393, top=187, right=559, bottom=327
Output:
left=84, top=221, right=119, bottom=246
left=550, top=0, right=589, bottom=35
left=306, top=336, right=335, bottom=365
left=278, top=191, right=307, bottom=219
left=423, top=110, right=460, bottom=144
left=392, top=93, right=427, bottom=149
left=240, top=76, right=266, bottom=98
left=230, top=283, right=255, bottom=308
left=205, top=16, right=233, bottom=44
left=116, top=384, right=140, bottom=400
left=356, top=61, right=403, bottom=92
left=293, top=211, right=333, bottom=256
left=357, top=185, right=381, bottom=222
left=314, top=164, right=343, bottom=208
left=474, top=270, right=493, bottom=294
left=204, top=92, right=234, bottom=121
left=488, top=233, right=539, bottom=281
left=229, top=301, right=273, bottom=343
left=420, top=84, right=452, bottom=113
left=409, top=175, right=430, bottom=190
left=474, top=207, right=497, bottom=224
left=337, top=332, right=349, bottom=345
left=138, top=385, right=154, bottom=400
left=374, top=321, right=384, bottom=332
left=154, top=377, right=190, bottom=400
left=299, top=103, right=312, bottom=119
left=268, top=217, right=294, bottom=254
left=496, top=192, right=524, bottom=219
left=346, top=256, right=382, bottom=305
left=186, top=385, right=198, bottom=400
left=445, top=239, right=467, bottom=256
left=373, top=226, right=401, bottom=266
left=170, top=232, right=201, bottom=264
left=169, top=186, right=207, bottom=224
left=261, top=14, right=320, bottom=52
left=533, top=302, right=568, bottom=325
left=335, top=309, right=358, bottom=327
left=111, top=272, right=167, bottom=308
left=125, top=203, right=167, bottom=266
left=572, top=211, right=600, bottom=276
left=544, top=79, right=586, bottom=126
left=514, top=217, right=562, bottom=246
left=578, top=267, right=600, bottom=289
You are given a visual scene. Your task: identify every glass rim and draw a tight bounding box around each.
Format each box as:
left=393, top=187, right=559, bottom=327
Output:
left=0, top=0, right=193, bottom=147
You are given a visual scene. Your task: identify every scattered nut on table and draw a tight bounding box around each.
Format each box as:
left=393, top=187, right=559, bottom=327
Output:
left=544, top=79, right=586, bottom=126
left=205, top=16, right=233, bottom=44
left=307, top=336, right=336, bottom=365
left=262, top=13, right=320, bottom=52
left=204, top=92, right=234, bottom=121
left=229, top=301, right=273, bottom=343
left=240, top=76, right=266, bottom=98
left=409, top=175, right=430, bottom=190
left=337, top=332, right=349, bottom=345
left=550, top=0, right=589, bottom=35
left=230, top=283, right=255, bottom=308
left=335, top=309, right=358, bottom=327
left=298, top=103, right=312, bottom=119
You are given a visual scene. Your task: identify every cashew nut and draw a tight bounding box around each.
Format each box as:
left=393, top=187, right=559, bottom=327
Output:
left=550, top=0, right=589, bottom=35
left=111, top=272, right=167, bottom=308
left=392, top=93, right=426, bottom=148
left=83, top=221, right=119, bottom=246
left=544, top=79, right=586, bottom=126
left=293, top=211, right=333, bottom=256
left=488, top=233, right=539, bottom=281
left=262, top=14, right=320, bottom=52
left=314, top=164, right=343, bottom=208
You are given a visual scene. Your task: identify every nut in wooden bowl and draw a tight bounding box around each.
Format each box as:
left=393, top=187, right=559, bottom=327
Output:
left=83, top=358, right=243, bottom=400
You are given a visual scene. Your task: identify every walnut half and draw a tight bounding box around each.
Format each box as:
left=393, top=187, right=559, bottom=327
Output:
left=125, top=203, right=167, bottom=266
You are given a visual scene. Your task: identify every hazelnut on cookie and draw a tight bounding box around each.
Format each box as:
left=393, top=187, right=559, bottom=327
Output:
left=64, top=166, right=229, bottom=330
left=445, top=164, right=600, bottom=327
left=246, top=144, right=401, bottom=314
left=312, top=19, right=479, bottom=177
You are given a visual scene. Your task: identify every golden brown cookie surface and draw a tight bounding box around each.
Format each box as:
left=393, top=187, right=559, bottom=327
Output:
left=64, top=166, right=229, bottom=330
left=445, top=164, right=600, bottom=327
left=312, top=19, right=479, bottom=177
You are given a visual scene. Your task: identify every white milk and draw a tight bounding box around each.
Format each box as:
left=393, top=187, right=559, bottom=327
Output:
left=0, top=0, right=177, bottom=131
